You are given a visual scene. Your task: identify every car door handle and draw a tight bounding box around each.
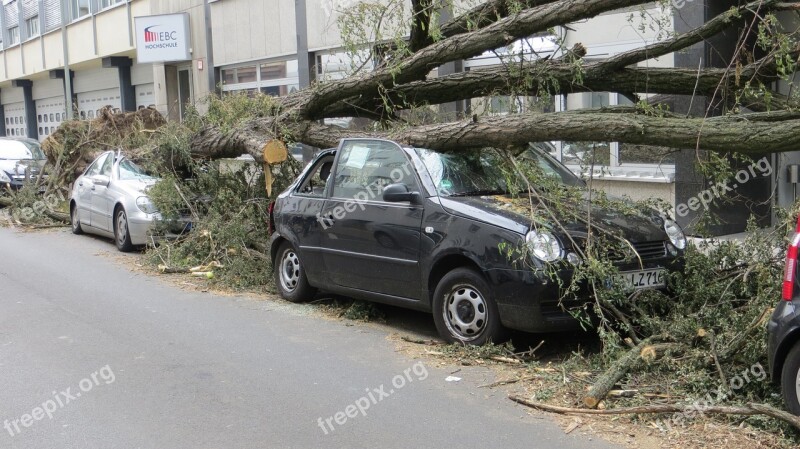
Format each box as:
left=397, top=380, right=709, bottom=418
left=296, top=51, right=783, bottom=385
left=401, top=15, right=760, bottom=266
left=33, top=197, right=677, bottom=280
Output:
left=78, top=181, right=83, bottom=187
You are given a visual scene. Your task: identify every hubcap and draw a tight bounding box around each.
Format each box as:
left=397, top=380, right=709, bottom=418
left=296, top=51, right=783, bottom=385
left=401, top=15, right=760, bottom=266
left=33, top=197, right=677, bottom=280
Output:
left=444, top=285, right=487, bottom=340
left=795, top=367, right=800, bottom=405
left=71, top=207, right=78, bottom=230
left=279, top=250, right=301, bottom=293
left=116, top=211, right=128, bottom=245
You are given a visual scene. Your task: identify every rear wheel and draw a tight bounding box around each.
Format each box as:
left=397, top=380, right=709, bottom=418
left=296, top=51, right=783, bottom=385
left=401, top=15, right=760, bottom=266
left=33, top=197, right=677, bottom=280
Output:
left=274, top=242, right=316, bottom=302
left=70, top=203, right=83, bottom=235
left=432, top=268, right=507, bottom=345
left=114, top=207, right=134, bottom=252
left=781, top=342, right=800, bottom=415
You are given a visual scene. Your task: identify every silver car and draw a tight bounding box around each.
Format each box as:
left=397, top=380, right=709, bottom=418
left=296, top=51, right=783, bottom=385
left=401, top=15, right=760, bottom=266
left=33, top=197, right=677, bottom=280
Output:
left=69, top=150, right=163, bottom=252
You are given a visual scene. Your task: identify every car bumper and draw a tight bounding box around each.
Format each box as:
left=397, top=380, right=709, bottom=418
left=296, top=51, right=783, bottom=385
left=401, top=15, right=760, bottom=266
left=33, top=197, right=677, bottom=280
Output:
left=768, top=299, right=800, bottom=383
left=487, top=257, right=684, bottom=333
left=128, top=213, right=192, bottom=246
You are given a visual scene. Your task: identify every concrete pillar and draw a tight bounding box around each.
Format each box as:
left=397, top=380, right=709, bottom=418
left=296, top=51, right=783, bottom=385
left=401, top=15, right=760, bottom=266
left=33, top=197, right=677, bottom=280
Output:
left=50, top=69, right=76, bottom=116
left=11, top=80, right=37, bottom=140
left=102, top=56, right=136, bottom=112
left=0, top=89, right=5, bottom=137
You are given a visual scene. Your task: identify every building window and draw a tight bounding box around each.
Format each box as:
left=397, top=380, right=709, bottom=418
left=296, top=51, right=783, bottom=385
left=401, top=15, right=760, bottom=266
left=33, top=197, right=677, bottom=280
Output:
left=222, top=59, right=299, bottom=98
left=71, top=0, right=90, bottom=20
left=98, top=0, right=124, bottom=9
left=25, top=15, right=38, bottom=38
left=8, top=26, right=20, bottom=45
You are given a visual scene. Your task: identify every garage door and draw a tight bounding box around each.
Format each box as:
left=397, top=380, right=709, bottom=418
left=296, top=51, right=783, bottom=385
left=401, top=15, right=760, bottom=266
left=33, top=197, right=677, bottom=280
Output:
left=77, top=88, right=121, bottom=120
left=4, top=103, right=26, bottom=138
left=36, top=97, right=67, bottom=142
left=135, top=83, right=155, bottom=110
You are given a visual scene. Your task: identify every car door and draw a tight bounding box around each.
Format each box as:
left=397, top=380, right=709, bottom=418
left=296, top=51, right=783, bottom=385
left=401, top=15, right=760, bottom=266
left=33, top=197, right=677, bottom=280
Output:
left=76, top=153, right=107, bottom=228
left=90, top=153, right=114, bottom=232
left=283, top=153, right=336, bottom=287
left=319, top=139, right=424, bottom=299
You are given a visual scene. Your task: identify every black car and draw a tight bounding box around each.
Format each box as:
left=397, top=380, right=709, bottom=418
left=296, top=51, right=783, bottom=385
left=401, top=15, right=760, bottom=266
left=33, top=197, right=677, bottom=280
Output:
left=268, top=138, right=686, bottom=344
left=0, top=137, right=47, bottom=190
left=768, top=223, right=800, bottom=415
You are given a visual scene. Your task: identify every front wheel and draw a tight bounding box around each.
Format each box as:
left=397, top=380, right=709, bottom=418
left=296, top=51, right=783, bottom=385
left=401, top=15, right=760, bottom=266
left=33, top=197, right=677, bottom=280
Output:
left=432, top=268, right=507, bottom=345
left=781, top=342, right=800, bottom=415
left=114, top=208, right=134, bottom=252
left=70, top=203, right=83, bottom=235
left=274, top=242, right=316, bottom=302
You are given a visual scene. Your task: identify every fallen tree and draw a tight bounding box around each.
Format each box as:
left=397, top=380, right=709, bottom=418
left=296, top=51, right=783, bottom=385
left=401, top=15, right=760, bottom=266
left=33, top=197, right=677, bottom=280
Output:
left=185, top=0, right=800, bottom=163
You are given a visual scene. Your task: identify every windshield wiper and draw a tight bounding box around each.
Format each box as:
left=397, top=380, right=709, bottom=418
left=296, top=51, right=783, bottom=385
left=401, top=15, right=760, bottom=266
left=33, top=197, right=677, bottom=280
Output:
left=448, top=189, right=507, bottom=197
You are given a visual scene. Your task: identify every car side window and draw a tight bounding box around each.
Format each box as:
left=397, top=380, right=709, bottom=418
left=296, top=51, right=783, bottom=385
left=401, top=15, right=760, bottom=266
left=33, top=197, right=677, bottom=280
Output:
left=86, top=154, right=108, bottom=177
left=331, top=141, right=418, bottom=201
left=99, top=154, right=113, bottom=177
left=297, top=156, right=334, bottom=197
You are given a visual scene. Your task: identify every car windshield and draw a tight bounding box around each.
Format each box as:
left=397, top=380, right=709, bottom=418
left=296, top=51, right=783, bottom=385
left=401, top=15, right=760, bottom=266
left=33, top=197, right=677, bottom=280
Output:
left=414, top=143, right=584, bottom=197
left=118, top=158, right=156, bottom=181
left=0, top=140, right=46, bottom=160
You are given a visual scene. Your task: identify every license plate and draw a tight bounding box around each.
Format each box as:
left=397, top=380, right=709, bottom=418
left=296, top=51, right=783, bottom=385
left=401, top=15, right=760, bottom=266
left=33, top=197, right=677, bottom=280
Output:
left=619, top=269, right=666, bottom=290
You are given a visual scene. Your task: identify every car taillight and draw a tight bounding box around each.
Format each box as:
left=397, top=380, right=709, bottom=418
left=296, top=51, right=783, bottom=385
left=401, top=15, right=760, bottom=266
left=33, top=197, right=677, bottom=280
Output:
left=783, top=224, right=800, bottom=301
left=267, top=201, right=275, bottom=235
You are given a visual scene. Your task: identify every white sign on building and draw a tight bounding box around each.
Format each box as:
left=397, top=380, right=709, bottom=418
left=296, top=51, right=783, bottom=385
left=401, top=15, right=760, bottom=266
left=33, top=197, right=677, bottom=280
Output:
left=134, top=13, right=191, bottom=63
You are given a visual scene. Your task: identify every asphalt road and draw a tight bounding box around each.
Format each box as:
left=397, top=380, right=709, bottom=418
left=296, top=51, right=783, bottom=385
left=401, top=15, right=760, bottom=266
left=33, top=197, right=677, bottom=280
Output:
left=0, top=226, right=618, bottom=449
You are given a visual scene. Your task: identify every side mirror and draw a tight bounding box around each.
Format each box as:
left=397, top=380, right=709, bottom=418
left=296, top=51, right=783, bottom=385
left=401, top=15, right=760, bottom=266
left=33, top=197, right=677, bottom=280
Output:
left=93, top=175, right=110, bottom=187
left=383, top=183, right=420, bottom=204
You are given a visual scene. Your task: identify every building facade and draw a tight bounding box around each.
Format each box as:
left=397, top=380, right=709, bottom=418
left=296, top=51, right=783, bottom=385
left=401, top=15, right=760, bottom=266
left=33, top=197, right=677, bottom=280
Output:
left=0, top=0, right=791, bottom=233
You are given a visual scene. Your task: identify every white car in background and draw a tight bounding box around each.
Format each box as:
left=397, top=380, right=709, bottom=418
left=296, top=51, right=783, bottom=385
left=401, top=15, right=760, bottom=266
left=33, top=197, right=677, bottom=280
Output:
left=0, top=137, right=47, bottom=191
left=69, top=150, right=187, bottom=251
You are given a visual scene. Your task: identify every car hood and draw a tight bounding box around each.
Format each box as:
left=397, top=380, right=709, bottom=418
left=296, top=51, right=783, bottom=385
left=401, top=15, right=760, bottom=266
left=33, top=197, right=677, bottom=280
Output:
left=115, top=178, right=159, bottom=197
left=438, top=194, right=667, bottom=243
left=0, top=158, right=45, bottom=175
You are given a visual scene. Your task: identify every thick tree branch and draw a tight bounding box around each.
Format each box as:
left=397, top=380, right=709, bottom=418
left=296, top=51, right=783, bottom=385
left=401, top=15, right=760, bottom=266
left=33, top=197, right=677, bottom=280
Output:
left=192, top=108, right=800, bottom=163
left=320, top=54, right=786, bottom=118
left=300, top=0, right=657, bottom=118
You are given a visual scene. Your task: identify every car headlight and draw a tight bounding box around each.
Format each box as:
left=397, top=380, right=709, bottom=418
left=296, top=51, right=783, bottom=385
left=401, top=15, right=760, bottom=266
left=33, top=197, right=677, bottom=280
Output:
left=526, top=230, right=563, bottom=262
left=0, top=171, right=10, bottom=183
left=664, top=219, right=686, bottom=250
left=136, top=196, right=158, bottom=214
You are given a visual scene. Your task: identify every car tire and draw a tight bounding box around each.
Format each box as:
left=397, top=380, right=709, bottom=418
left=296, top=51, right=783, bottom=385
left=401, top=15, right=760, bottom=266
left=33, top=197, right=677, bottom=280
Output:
left=781, top=342, right=800, bottom=415
left=114, top=207, right=134, bottom=252
left=70, top=203, right=83, bottom=235
left=274, top=242, right=316, bottom=302
left=432, top=268, right=508, bottom=345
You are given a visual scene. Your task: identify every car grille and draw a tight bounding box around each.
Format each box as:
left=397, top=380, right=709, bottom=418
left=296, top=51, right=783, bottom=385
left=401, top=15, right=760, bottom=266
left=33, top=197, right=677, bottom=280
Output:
left=631, top=241, right=667, bottom=260
left=571, top=237, right=668, bottom=261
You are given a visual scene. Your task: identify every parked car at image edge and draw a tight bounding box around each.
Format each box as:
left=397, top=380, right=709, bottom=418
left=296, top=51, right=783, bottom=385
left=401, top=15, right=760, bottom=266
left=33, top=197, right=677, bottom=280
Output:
left=69, top=150, right=187, bottom=252
left=268, top=138, right=686, bottom=344
left=0, top=137, right=47, bottom=191
left=768, top=218, right=800, bottom=416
